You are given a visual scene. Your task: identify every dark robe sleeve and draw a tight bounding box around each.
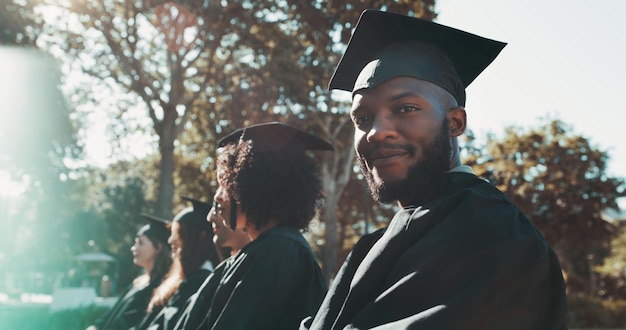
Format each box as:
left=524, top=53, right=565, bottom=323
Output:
left=209, top=235, right=326, bottom=330
left=301, top=229, right=385, bottom=330
left=173, top=261, right=228, bottom=330
left=91, top=280, right=158, bottom=330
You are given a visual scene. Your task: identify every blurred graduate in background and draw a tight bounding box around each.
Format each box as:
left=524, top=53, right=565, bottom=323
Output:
left=87, top=218, right=171, bottom=330
left=136, top=197, right=220, bottom=330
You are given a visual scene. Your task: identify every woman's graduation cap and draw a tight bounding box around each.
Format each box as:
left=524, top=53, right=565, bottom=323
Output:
left=217, top=122, right=334, bottom=152
left=141, top=196, right=212, bottom=235
left=138, top=214, right=171, bottom=247
left=173, top=196, right=213, bottom=231
left=329, top=9, right=507, bottom=106
left=217, top=122, right=333, bottom=229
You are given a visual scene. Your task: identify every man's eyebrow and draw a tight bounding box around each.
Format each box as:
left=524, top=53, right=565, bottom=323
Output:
left=350, top=91, right=424, bottom=113
left=389, top=91, right=422, bottom=102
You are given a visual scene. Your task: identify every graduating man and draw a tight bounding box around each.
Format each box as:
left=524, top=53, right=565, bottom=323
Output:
left=303, top=10, right=568, bottom=330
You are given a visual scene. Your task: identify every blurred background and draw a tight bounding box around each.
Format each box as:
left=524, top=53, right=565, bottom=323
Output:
left=1, top=0, right=625, bottom=328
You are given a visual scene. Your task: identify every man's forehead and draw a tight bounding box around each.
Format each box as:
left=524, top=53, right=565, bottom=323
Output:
left=351, top=77, right=454, bottom=105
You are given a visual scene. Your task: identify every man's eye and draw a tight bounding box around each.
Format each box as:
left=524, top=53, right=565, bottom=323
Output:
left=397, top=105, right=419, bottom=113
left=353, top=115, right=371, bottom=126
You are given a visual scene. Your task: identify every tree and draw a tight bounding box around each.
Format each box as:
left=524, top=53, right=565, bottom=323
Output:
left=98, top=172, right=153, bottom=289
left=38, top=0, right=285, bottom=217
left=37, top=0, right=437, bottom=282
left=463, top=119, right=626, bottom=284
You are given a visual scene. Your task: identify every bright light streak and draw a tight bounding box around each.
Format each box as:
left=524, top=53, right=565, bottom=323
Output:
left=0, top=171, right=26, bottom=198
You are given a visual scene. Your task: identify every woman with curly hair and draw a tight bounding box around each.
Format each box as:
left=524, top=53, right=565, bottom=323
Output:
left=87, top=219, right=171, bottom=330
left=137, top=197, right=220, bottom=330
left=199, top=122, right=332, bottom=330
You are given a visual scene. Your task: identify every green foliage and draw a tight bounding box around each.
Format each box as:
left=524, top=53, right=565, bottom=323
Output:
left=567, top=293, right=626, bottom=328
left=48, top=305, right=110, bottom=330
left=0, top=304, right=109, bottom=330
left=598, top=222, right=626, bottom=278
left=0, top=304, right=49, bottom=330
left=595, top=222, right=626, bottom=301
left=85, top=163, right=155, bottom=289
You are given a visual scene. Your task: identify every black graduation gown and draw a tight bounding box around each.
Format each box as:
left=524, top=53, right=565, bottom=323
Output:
left=203, top=226, right=327, bottom=330
left=303, top=172, right=568, bottom=330
left=172, top=259, right=230, bottom=330
left=138, top=265, right=212, bottom=330
left=91, top=277, right=161, bottom=330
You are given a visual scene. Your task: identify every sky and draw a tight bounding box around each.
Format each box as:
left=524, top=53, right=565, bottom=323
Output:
left=433, top=0, right=626, bottom=181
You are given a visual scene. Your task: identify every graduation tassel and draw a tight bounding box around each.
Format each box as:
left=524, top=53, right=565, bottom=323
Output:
left=227, top=127, right=246, bottom=231
left=229, top=197, right=237, bottom=230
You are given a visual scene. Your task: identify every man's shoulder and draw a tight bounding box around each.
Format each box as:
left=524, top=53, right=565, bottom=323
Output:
left=409, top=173, right=546, bottom=247
left=437, top=172, right=522, bottom=218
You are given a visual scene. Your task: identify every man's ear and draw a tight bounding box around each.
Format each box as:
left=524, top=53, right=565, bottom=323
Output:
left=447, top=107, right=467, bottom=137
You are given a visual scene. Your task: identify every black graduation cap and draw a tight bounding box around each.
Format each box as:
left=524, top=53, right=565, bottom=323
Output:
left=217, top=122, right=334, bottom=152
left=173, top=196, right=212, bottom=231
left=138, top=214, right=171, bottom=247
left=329, top=9, right=507, bottom=106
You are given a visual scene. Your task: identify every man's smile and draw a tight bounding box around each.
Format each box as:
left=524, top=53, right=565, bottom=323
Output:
left=367, top=147, right=411, bottom=168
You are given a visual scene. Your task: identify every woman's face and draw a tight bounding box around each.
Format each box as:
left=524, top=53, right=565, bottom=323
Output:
left=168, top=221, right=183, bottom=259
left=131, top=234, right=160, bottom=269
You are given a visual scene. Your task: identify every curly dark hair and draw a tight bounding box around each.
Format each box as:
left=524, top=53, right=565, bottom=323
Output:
left=217, top=140, right=324, bottom=231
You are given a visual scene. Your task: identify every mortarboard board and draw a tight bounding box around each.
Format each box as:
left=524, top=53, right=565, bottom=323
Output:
left=328, top=9, right=507, bottom=106
left=138, top=214, right=171, bottom=247
left=217, top=122, right=334, bottom=152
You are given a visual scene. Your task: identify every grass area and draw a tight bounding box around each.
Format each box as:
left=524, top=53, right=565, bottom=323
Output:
left=0, top=304, right=108, bottom=330
left=0, top=304, right=49, bottom=330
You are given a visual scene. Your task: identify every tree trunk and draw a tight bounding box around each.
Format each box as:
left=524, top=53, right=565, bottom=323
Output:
left=322, top=188, right=339, bottom=282
left=320, top=135, right=355, bottom=283
left=156, top=106, right=177, bottom=218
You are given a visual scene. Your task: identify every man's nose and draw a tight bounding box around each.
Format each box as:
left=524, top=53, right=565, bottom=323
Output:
left=367, top=113, right=397, bottom=143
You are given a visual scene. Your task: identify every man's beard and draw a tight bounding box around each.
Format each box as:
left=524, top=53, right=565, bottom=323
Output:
left=358, top=119, right=452, bottom=205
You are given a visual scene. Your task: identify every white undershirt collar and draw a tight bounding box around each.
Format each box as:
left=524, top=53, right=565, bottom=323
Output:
left=448, top=165, right=474, bottom=174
